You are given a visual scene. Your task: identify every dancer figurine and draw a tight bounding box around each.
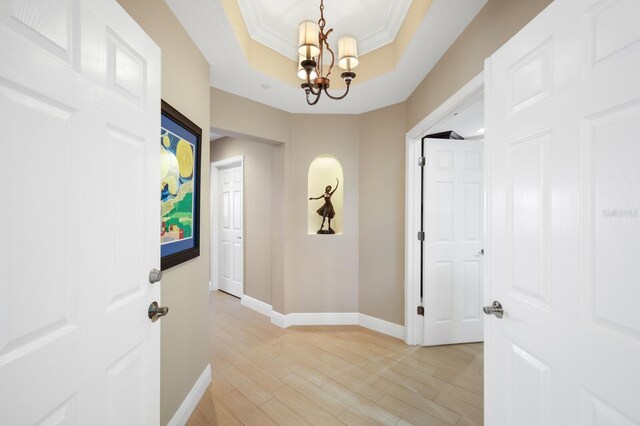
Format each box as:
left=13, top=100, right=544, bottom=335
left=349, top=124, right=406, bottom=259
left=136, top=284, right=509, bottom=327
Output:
left=309, top=178, right=339, bottom=234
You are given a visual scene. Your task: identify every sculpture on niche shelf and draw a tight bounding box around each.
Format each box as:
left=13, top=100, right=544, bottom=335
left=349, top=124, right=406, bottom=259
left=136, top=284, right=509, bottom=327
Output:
left=309, top=178, right=339, bottom=234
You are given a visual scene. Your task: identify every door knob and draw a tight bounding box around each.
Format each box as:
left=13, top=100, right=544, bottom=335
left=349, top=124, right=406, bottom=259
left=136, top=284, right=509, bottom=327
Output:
left=477, top=249, right=485, bottom=256
left=148, top=301, right=169, bottom=322
left=149, top=268, right=162, bottom=284
left=483, top=301, right=503, bottom=319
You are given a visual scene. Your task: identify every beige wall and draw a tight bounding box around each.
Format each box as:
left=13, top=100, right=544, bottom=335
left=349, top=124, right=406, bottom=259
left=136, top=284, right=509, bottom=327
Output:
left=209, top=93, right=361, bottom=315
left=210, top=137, right=282, bottom=305
left=211, top=87, right=291, bottom=144
left=208, top=92, right=289, bottom=313
left=359, top=103, right=407, bottom=325
left=406, top=0, right=553, bottom=130
left=116, top=0, right=211, bottom=424
left=287, top=115, right=360, bottom=314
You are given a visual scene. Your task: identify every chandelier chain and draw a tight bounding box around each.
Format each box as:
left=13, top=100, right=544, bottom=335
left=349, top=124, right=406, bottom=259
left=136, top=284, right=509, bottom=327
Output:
left=318, top=0, right=326, bottom=31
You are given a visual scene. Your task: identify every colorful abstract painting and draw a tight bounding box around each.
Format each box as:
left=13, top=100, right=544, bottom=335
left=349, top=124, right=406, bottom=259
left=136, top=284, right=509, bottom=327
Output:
left=160, top=102, right=201, bottom=268
left=161, top=130, right=194, bottom=242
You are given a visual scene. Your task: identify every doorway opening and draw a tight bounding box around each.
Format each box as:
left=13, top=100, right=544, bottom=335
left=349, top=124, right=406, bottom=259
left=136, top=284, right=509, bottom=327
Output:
left=210, top=156, right=244, bottom=298
left=405, top=72, right=485, bottom=347
left=422, top=133, right=484, bottom=346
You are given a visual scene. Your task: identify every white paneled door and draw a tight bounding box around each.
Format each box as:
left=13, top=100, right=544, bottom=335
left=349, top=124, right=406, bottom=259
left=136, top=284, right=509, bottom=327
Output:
left=218, top=166, right=243, bottom=297
left=0, top=0, right=161, bottom=424
left=424, top=140, right=484, bottom=346
left=485, top=0, right=640, bottom=424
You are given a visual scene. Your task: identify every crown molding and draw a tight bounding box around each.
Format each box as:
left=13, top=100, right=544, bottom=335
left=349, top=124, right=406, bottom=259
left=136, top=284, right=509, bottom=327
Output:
left=236, top=0, right=413, bottom=60
left=357, top=0, right=413, bottom=54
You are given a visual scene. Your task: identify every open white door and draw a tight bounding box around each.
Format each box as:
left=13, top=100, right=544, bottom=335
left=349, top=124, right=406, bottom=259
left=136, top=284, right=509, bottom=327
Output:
left=0, top=0, right=161, bottom=424
left=485, top=0, right=640, bottom=424
left=218, top=165, right=243, bottom=297
left=424, top=139, right=484, bottom=346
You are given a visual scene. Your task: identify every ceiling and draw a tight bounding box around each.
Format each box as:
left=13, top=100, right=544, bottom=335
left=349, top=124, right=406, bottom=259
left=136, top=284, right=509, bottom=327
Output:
left=165, top=0, right=488, bottom=114
left=236, top=0, right=413, bottom=60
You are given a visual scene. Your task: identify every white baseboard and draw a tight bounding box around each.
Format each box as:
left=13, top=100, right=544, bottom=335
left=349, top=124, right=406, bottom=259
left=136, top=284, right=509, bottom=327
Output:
left=167, top=364, right=211, bottom=426
left=238, top=295, right=404, bottom=340
left=269, top=311, right=404, bottom=340
left=270, top=311, right=287, bottom=328
left=241, top=294, right=273, bottom=317
left=358, top=313, right=405, bottom=340
left=209, top=280, right=218, bottom=291
left=285, top=312, right=360, bottom=326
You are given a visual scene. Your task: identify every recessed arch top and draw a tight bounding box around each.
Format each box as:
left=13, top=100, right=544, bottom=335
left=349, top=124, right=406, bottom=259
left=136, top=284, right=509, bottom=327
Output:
left=308, top=154, right=344, bottom=235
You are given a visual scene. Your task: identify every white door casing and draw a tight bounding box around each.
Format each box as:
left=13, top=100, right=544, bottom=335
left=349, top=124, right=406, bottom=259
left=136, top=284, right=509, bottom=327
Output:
left=404, top=74, right=484, bottom=345
left=485, top=0, right=640, bottom=424
left=424, top=139, right=484, bottom=346
left=0, top=0, right=161, bottom=424
left=218, top=164, right=243, bottom=297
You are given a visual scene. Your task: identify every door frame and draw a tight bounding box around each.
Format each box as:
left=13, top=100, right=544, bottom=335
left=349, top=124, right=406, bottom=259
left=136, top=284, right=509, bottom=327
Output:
left=404, top=72, right=485, bottom=345
left=210, top=156, right=244, bottom=295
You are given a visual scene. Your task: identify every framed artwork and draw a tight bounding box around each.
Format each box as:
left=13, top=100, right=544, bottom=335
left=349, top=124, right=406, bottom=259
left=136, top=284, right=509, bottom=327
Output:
left=160, top=100, right=202, bottom=270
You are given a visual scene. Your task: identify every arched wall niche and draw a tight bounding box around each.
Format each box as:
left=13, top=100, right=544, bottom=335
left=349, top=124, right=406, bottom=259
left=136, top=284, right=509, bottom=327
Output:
left=307, top=154, right=344, bottom=235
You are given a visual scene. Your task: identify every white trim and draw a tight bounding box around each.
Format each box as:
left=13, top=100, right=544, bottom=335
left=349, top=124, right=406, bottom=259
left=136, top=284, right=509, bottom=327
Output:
left=238, top=295, right=405, bottom=340
left=210, top=156, right=244, bottom=298
left=404, top=124, right=422, bottom=346
left=270, top=311, right=286, bottom=328
left=285, top=312, right=360, bottom=327
left=211, top=155, right=245, bottom=169
left=359, top=314, right=405, bottom=340
left=406, top=73, right=485, bottom=141
left=241, top=294, right=272, bottom=317
left=269, top=310, right=404, bottom=339
left=235, top=0, right=412, bottom=60
left=167, top=363, right=211, bottom=426
left=404, top=72, right=485, bottom=346
left=270, top=311, right=357, bottom=328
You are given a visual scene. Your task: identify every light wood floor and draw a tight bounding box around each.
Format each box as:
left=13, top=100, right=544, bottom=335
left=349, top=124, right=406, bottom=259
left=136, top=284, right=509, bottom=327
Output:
left=187, top=291, right=484, bottom=426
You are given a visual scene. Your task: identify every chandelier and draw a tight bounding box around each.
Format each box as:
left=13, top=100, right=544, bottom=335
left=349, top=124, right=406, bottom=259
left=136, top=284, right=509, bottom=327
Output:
left=297, top=0, right=359, bottom=105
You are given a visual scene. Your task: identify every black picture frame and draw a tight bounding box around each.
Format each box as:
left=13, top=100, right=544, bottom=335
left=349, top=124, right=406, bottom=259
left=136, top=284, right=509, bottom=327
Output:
left=160, top=100, right=202, bottom=270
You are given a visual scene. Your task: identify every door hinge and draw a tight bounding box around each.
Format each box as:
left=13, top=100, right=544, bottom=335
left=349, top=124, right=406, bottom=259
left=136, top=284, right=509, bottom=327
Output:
left=418, top=156, right=425, bottom=166
left=417, top=306, right=425, bottom=316
left=417, top=231, right=425, bottom=241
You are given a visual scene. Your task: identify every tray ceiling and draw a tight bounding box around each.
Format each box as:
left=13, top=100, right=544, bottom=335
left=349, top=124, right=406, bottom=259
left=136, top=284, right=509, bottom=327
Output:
left=165, top=0, right=488, bottom=114
left=236, top=0, right=413, bottom=60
